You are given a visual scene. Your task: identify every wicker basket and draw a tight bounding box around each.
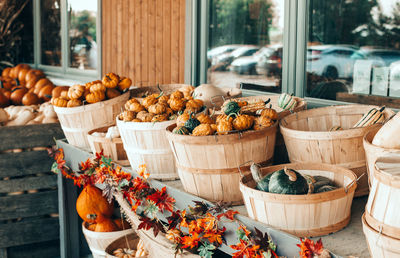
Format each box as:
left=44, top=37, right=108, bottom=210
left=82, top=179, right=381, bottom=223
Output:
left=239, top=162, right=357, bottom=237
left=54, top=92, right=130, bottom=150
left=280, top=104, right=394, bottom=197
left=82, top=222, right=135, bottom=258
left=105, top=233, right=147, bottom=258
left=165, top=123, right=278, bottom=205
left=363, top=127, right=400, bottom=186
left=87, top=125, right=129, bottom=166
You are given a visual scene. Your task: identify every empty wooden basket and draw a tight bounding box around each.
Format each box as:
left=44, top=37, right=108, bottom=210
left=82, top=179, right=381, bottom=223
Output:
left=82, top=222, right=135, bottom=258
left=280, top=104, right=394, bottom=197
left=87, top=126, right=129, bottom=166
left=239, top=162, right=357, bottom=237
left=54, top=92, right=130, bottom=150
left=363, top=127, right=400, bottom=186
left=165, top=123, right=278, bottom=205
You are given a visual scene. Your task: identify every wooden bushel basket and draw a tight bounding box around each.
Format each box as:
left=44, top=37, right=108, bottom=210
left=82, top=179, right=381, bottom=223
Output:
left=365, top=153, right=400, bottom=241
left=280, top=104, right=394, bottom=197
left=54, top=92, right=130, bottom=150
left=105, top=233, right=147, bottom=258
left=82, top=222, right=135, bottom=258
left=87, top=125, right=130, bottom=166
left=362, top=213, right=400, bottom=258
left=165, top=122, right=278, bottom=205
left=239, top=163, right=357, bottom=237
left=130, top=84, right=191, bottom=100
left=363, top=127, right=400, bottom=186
left=117, top=118, right=177, bottom=180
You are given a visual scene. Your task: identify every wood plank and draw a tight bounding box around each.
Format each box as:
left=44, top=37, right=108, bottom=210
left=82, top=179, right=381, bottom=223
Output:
left=163, top=0, right=172, bottom=84
left=0, top=124, right=64, bottom=151
left=128, top=0, right=135, bottom=82
left=156, top=0, right=163, bottom=84
left=142, top=0, right=149, bottom=86
left=135, top=0, right=142, bottom=86
left=171, top=0, right=180, bottom=83
left=117, top=0, right=123, bottom=76
left=148, top=0, right=156, bottom=85
left=336, top=92, right=400, bottom=109
left=179, top=0, right=185, bottom=83
left=0, top=217, right=59, bottom=248
left=0, top=150, right=54, bottom=178
left=7, top=239, right=59, bottom=258
left=0, top=191, right=58, bottom=221
left=0, top=175, right=57, bottom=193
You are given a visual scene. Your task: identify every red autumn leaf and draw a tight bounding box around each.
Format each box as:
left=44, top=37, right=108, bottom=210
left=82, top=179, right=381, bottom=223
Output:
left=297, top=238, right=324, bottom=258
left=147, top=187, right=175, bottom=213
left=181, top=232, right=200, bottom=249
left=217, top=209, right=239, bottom=221
left=95, top=150, right=104, bottom=161
left=137, top=217, right=155, bottom=231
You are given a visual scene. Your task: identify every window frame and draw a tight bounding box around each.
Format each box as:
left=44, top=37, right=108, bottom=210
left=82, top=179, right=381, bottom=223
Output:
left=32, top=0, right=101, bottom=81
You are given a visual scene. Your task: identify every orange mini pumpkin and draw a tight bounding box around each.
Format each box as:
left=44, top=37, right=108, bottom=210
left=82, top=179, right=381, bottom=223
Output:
left=117, top=77, right=132, bottom=91
left=67, top=99, right=82, bottom=107
left=1, top=67, right=11, bottom=78
left=86, top=90, right=105, bottom=104
left=25, top=69, right=45, bottom=82
left=196, top=113, right=214, bottom=124
left=170, top=90, right=184, bottom=100
left=90, top=82, right=106, bottom=93
left=148, top=103, right=167, bottom=115
left=52, top=86, right=69, bottom=98
left=102, top=72, right=120, bottom=88
left=142, top=95, right=158, bottom=109
left=51, top=97, right=68, bottom=107
left=68, top=84, right=85, bottom=99
left=168, top=98, right=186, bottom=112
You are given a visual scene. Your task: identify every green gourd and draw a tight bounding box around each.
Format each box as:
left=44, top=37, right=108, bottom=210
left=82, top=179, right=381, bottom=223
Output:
left=315, top=185, right=338, bottom=193
left=278, top=93, right=297, bottom=111
left=250, top=163, right=272, bottom=192
left=173, top=126, right=190, bottom=135
left=184, top=113, right=201, bottom=133
left=223, top=101, right=241, bottom=115
left=268, top=168, right=308, bottom=195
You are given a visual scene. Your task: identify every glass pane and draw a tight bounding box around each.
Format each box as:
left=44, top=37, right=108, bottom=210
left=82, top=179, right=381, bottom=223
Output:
left=208, top=0, right=284, bottom=93
left=18, top=0, right=34, bottom=64
left=306, top=0, right=400, bottom=108
left=41, top=0, right=61, bottom=66
left=68, top=0, right=98, bottom=70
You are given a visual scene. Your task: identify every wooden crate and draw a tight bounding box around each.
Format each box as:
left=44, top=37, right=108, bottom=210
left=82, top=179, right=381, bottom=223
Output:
left=0, top=123, right=64, bottom=258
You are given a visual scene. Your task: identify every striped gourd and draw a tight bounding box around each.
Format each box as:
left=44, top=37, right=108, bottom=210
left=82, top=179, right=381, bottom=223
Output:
left=353, top=106, right=385, bottom=128
left=278, top=93, right=297, bottom=111
left=240, top=99, right=271, bottom=113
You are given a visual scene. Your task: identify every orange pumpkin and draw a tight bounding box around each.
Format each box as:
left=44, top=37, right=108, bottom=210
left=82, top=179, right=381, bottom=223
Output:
left=38, top=85, right=55, bottom=101
left=102, top=72, right=120, bottom=88
left=22, top=92, right=41, bottom=106
left=3, top=90, right=11, bottom=100
left=60, top=90, right=69, bottom=100
left=25, top=69, right=45, bottom=82
left=106, top=88, right=121, bottom=99
left=117, top=77, right=132, bottom=91
left=68, top=84, right=85, bottom=99
left=86, top=91, right=105, bottom=104
left=1, top=67, right=11, bottom=77
left=90, top=82, right=106, bottom=92
left=10, top=87, right=28, bottom=105
left=9, top=67, right=19, bottom=79
left=67, top=99, right=82, bottom=107
left=87, top=223, right=97, bottom=231
left=15, top=63, right=30, bottom=71
left=25, top=77, right=39, bottom=89
left=1, top=77, right=16, bottom=90
left=76, top=185, right=114, bottom=224
left=52, top=86, right=70, bottom=98
left=18, top=68, right=30, bottom=83
left=94, top=218, right=119, bottom=232
left=0, top=92, right=10, bottom=107
left=34, top=78, right=53, bottom=90
left=51, top=97, right=68, bottom=107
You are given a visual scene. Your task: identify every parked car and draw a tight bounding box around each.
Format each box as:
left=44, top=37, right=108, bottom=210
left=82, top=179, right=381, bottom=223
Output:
left=306, top=45, right=361, bottom=79
left=255, top=45, right=282, bottom=76
left=207, top=44, right=241, bottom=63
left=212, top=45, right=260, bottom=71
left=229, top=47, right=273, bottom=74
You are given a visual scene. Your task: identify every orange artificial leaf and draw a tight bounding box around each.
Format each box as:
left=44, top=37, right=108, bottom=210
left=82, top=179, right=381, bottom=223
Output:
left=138, top=164, right=150, bottom=179
left=217, top=209, right=239, bottom=221
left=297, top=238, right=324, bottom=258
left=181, top=232, right=200, bottom=249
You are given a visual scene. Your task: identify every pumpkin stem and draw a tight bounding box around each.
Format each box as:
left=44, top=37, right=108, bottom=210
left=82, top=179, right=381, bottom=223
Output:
left=264, top=98, right=271, bottom=105
left=379, top=106, right=386, bottom=112
left=284, top=167, right=297, bottom=182
left=227, top=112, right=237, bottom=121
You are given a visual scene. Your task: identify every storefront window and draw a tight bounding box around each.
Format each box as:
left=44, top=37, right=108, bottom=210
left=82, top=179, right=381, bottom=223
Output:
left=18, top=0, right=34, bottom=64
left=68, top=0, right=97, bottom=70
left=207, top=0, right=284, bottom=92
left=41, top=0, right=61, bottom=66
left=306, top=0, right=400, bottom=108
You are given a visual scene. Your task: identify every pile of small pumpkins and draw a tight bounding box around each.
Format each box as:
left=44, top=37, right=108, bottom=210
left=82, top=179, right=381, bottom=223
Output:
left=118, top=85, right=204, bottom=123
left=0, top=64, right=60, bottom=107
left=51, top=72, right=132, bottom=107
left=172, top=99, right=278, bottom=136
left=77, top=185, right=131, bottom=232
left=0, top=102, right=58, bottom=126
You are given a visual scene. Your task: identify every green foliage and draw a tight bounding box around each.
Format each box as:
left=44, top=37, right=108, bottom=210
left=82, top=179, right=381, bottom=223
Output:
left=197, top=242, right=216, bottom=258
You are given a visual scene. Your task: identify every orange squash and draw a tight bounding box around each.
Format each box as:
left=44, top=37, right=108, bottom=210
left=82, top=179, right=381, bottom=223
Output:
left=51, top=97, right=68, bottom=107
left=25, top=77, right=39, bottom=89
left=0, top=92, right=9, bottom=107
left=38, top=85, right=55, bottom=101
left=76, top=185, right=114, bottom=223
left=9, top=67, right=19, bottom=79
left=18, top=68, right=30, bottom=83
left=10, top=87, right=28, bottom=105
left=22, top=92, right=41, bottom=106
left=1, top=67, right=11, bottom=77
left=102, top=72, right=120, bottom=88
left=52, top=86, right=69, bottom=98
left=25, top=69, right=45, bottom=82
left=34, top=78, right=53, bottom=90
left=86, top=90, right=105, bottom=104
left=94, top=217, right=119, bottom=232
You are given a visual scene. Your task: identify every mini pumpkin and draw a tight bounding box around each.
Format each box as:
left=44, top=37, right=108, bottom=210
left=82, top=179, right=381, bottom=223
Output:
left=136, top=111, right=154, bottom=122
left=151, top=114, right=168, bottom=122
left=217, top=119, right=233, bottom=135
left=1, top=67, right=11, bottom=77
left=125, top=98, right=140, bottom=110
left=231, top=114, right=254, bottom=131
left=67, top=99, right=82, bottom=107
left=90, top=82, right=106, bottom=92
left=186, top=99, right=204, bottom=110
left=106, top=88, right=121, bottom=99
left=102, top=72, right=120, bottom=88
left=216, top=114, right=233, bottom=124
left=192, top=124, right=215, bottom=136
left=223, top=101, right=240, bottom=115
left=118, top=77, right=132, bottom=91
left=210, top=124, right=218, bottom=131
left=142, top=95, right=158, bottom=109
left=128, top=102, right=145, bottom=113
left=179, top=85, right=195, bottom=98
left=122, top=110, right=136, bottom=121
left=168, top=97, right=186, bottom=112
left=52, top=86, right=70, bottom=98
left=170, top=90, right=184, bottom=99
left=86, top=91, right=106, bottom=104
left=165, top=107, right=174, bottom=117
left=177, top=113, right=190, bottom=127
left=196, top=113, right=214, bottom=124
left=253, top=116, right=274, bottom=130
left=113, top=248, right=136, bottom=258
left=51, top=97, right=68, bottom=107
left=148, top=103, right=167, bottom=114
left=68, top=84, right=85, bottom=99
left=259, top=104, right=278, bottom=120
left=184, top=113, right=201, bottom=133
left=60, top=90, right=70, bottom=100
left=172, top=126, right=190, bottom=135
left=158, top=94, right=169, bottom=104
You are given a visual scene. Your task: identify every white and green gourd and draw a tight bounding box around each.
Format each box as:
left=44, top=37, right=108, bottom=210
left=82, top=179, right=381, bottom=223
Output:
left=278, top=93, right=297, bottom=111
left=353, top=106, right=386, bottom=128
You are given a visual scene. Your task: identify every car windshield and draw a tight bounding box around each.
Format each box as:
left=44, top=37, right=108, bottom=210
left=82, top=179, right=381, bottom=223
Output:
left=231, top=47, right=255, bottom=57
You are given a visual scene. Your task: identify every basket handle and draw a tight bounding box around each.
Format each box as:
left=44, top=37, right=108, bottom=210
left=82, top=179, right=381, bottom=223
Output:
left=344, top=172, right=366, bottom=193
left=238, top=160, right=254, bottom=178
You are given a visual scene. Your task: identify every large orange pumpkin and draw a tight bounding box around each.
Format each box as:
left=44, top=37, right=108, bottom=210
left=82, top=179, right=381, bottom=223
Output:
left=38, top=85, right=55, bottom=101
left=25, top=78, right=39, bottom=89
left=18, top=68, right=30, bottom=83
left=9, top=67, right=19, bottom=79
left=25, top=69, right=45, bottom=82
left=10, top=87, right=28, bottom=105
left=22, top=92, right=41, bottom=106
left=34, top=78, right=53, bottom=90
left=1, top=67, right=11, bottom=78
left=76, top=185, right=114, bottom=223
left=15, top=63, right=30, bottom=71
left=52, top=86, right=69, bottom=98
